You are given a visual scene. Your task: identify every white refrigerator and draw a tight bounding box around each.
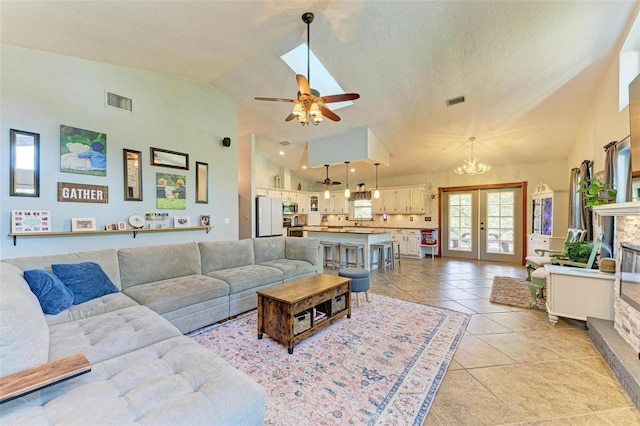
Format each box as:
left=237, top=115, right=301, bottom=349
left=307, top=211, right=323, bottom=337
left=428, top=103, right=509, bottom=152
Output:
left=256, top=197, right=283, bottom=237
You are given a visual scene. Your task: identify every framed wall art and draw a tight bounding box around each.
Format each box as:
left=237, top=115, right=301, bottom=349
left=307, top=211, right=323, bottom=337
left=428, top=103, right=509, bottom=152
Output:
left=60, top=125, right=107, bottom=176
left=71, top=217, right=97, bottom=232
left=174, top=216, right=191, bottom=227
left=156, top=172, right=186, bottom=210
left=11, top=210, right=50, bottom=233
left=151, top=147, right=188, bottom=170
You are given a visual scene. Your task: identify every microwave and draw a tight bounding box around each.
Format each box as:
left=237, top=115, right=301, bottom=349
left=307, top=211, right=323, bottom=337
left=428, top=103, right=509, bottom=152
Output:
left=283, top=202, right=298, bottom=214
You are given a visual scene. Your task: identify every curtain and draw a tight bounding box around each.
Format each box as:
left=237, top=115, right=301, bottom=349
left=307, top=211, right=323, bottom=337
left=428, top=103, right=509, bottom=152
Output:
left=568, top=168, right=579, bottom=228
left=578, top=160, right=592, bottom=241
left=601, top=141, right=618, bottom=258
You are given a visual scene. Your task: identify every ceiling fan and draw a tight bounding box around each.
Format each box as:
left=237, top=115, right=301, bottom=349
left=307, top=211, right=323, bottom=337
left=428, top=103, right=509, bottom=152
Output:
left=316, top=164, right=341, bottom=186
left=255, top=12, right=360, bottom=125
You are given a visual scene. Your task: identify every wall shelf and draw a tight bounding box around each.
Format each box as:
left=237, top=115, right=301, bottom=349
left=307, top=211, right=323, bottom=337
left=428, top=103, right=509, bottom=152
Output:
left=8, top=226, right=212, bottom=246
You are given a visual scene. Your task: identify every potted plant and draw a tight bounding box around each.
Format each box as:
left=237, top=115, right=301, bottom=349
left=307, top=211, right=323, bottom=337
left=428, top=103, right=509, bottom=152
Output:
left=564, top=240, right=592, bottom=264
left=577, top=178, right=617, bottom=208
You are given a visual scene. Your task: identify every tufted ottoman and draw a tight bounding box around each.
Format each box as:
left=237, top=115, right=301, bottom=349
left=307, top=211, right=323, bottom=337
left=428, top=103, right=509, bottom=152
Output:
left=339, top=267, right=370, bottom=308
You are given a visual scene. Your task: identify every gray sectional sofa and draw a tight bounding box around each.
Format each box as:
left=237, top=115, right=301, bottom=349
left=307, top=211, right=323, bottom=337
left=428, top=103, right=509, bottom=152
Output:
left=0, top=236, right=321, bottom=425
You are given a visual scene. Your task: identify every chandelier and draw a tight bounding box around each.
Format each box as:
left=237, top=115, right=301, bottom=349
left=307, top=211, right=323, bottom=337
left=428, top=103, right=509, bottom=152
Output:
left=453, top=137, right=492, bottom=175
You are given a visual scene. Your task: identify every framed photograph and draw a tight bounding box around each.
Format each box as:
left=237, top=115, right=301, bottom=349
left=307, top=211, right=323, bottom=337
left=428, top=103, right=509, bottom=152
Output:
left=174, top=216, right=191, bottom=227
left=199, top=215, right=211, bottom=226
left=60, top=125, right=107, bottom=176
left=105, top=224, right=115, bottom=231
left=10, top=129, right=40, bottom=197
left=151, top=147, right=188, bottom=170
left=71, top=217, right=97, bottom=232
left=156, top=172, right=186, bottom=210
left=196, top=161, right=208, bottom=203
left=11, top=210, right=50, bottom=233
left=117, top=221, right=127, bottom=230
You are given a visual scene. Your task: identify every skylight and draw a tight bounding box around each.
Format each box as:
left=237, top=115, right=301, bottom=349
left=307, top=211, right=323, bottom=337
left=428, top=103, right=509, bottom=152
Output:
left=281, top=44, right=353, bottom=111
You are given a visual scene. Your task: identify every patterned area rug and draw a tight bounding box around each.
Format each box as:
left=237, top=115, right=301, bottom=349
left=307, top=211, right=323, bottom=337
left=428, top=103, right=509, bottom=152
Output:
left=490, top=276, right=546, bottom=310
left=190, top=294, right=470, bottom=425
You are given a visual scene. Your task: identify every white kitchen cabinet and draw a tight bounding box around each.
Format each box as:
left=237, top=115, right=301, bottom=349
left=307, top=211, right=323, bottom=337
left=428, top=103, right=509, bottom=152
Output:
left=545, top=265, right=615, bottom=324
left=405, top=230, right=421, bottom=256
left=299, top=193, right=310, bottom=213
left=390, top=229, right=421, bottom=257
left=373, top=187, right=425, bottom=214
left=372, top=193, right=384, bottom=213
left=409, top=187, right=425, bottom=213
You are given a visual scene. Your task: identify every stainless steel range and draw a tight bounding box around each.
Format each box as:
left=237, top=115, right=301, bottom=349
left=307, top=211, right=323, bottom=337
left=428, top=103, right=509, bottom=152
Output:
left=287, top=227, right=304, bottom=237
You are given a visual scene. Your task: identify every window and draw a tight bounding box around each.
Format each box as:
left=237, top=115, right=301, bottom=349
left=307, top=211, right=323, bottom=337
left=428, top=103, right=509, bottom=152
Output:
left=619, top=11, right=640, bottom=111
left=352, top=199, right=373, bottom=220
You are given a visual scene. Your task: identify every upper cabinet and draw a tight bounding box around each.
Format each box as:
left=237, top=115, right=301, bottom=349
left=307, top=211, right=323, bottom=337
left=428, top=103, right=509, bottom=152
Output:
left=373, top=186, right=425, bottom=214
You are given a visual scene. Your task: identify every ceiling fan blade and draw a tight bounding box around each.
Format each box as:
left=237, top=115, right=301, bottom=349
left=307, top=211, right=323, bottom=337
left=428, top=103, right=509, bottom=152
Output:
left=255, top=97, right=296, bottom=103
left=329, top=181, right=341, bottom=185
left=319, top=105, right=340, bottom=122
left=296, top=74, right=312, bottom=96
left=320, top=93, right=361, bottom=103
left=285, top=113, right=296, bottom=122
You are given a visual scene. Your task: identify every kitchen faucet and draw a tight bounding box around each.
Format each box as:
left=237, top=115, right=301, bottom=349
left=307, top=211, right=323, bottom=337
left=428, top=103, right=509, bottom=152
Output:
left=356, top=214, right=363, bottom=227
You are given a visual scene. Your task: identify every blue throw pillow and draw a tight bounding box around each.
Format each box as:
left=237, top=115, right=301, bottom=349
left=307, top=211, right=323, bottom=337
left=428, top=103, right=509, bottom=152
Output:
left=23, top=269, right=75, bottom=315
left=52, top=262, right=118, bottom=305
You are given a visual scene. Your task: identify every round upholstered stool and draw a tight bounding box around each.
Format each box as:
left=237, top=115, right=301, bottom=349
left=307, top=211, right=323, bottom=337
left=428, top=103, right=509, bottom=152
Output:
left=339, top=267, right=370, bottom=308
left=320, top=241, right=341, bottom=270
left=530, top=267, right=548, bottom=308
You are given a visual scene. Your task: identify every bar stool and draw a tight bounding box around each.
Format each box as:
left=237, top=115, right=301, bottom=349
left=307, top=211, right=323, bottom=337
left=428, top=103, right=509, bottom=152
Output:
left=390, top=241, right=401, bottom=269
left=320, top=241, right=341, bottom=270
left=370, top=241, right=393, bottom=272
left=340, top=243, right=365, bottom=268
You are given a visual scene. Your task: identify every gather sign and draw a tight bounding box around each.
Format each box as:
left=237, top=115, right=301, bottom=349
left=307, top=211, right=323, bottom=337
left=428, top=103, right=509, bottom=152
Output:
left=57, top=182, right=109, bottom=204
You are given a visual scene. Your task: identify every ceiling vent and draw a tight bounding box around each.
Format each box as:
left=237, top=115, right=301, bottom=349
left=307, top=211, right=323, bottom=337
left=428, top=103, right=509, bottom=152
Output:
left=105, top=91, right=133, bottom=112
left=279, top=141, right=291, bottom=146
left=445, top=96, right=465, bottom=107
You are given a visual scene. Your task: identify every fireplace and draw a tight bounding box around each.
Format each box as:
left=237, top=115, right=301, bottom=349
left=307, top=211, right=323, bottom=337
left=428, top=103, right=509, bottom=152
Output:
left=620, top=243, right=640, bottom=312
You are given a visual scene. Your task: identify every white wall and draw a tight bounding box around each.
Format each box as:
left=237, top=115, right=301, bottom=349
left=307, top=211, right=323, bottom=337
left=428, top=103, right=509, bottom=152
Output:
left=1, top=46, right=239, bottom=258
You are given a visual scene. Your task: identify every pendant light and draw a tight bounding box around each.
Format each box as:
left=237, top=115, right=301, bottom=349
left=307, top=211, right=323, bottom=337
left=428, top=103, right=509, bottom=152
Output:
left=344, top=161, right=351, bottom=199
left=324, top=186, right=330, bottom=199
left=374, top=163, right=380, bottom=199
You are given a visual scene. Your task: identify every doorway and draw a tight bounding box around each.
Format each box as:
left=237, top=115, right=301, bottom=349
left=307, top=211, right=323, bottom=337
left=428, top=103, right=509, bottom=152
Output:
left=441, top=183, right=526, bottom=263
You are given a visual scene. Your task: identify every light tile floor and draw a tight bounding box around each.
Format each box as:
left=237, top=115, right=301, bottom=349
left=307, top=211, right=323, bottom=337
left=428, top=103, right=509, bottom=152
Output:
left=326, top=257, right=640, bottom=425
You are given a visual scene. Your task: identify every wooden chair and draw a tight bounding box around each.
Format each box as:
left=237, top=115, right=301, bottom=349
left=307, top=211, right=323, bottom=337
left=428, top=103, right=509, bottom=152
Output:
left=525, top=228, right=586, bottom=280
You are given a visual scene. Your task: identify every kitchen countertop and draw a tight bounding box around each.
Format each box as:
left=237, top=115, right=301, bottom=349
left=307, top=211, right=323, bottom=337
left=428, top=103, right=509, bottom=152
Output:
left=304, top=227, right=391, bottom=234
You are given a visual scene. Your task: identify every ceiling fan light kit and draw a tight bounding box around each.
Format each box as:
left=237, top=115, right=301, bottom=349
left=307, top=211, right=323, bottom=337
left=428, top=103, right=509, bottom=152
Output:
left=453, top=137, right=492, bottom=175
left=255, top=12, right=360, bottom=126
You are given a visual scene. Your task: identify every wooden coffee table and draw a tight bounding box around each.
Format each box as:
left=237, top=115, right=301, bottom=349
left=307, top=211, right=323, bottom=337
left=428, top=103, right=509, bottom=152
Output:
left=257, top=273, right=351, bottom=354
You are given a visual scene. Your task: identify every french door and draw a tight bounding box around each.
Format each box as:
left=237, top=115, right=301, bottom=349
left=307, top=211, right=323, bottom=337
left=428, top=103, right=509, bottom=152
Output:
left=441, top=185, right=523, bottom=263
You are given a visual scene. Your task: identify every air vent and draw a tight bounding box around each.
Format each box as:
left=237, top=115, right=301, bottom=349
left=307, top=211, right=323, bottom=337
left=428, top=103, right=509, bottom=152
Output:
left=105, top=91, right=133, bottom=112
left=279, top=141, right=291, bottom=146
left=445, top=96, right=465, bottom=107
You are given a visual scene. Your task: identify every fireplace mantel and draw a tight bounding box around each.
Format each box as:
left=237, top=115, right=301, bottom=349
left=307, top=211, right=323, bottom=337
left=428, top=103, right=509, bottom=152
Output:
left=592, top=201, right=640, bottom=216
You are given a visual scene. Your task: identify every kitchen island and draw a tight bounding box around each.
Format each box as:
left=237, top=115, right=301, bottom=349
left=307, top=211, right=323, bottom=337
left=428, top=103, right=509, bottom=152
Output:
left=304, top=227, right=391, bottom=270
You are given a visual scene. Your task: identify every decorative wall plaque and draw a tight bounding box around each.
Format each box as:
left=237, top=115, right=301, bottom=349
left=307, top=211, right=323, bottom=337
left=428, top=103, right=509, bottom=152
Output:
left=57, top=182, right=108, bottom=203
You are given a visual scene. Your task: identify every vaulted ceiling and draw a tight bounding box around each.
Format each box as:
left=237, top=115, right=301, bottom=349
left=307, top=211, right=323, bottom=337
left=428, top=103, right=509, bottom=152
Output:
left=1, top=1, right=638, bottom=183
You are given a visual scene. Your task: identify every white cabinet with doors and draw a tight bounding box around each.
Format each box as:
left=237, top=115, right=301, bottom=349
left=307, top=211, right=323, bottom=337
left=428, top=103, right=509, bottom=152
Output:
left=527, top=184, right=568, bottom=256
left=319, top=192, right=347, bottom=214
left=391, top=229, right=421, bottom=257
left=373, top=187, right=425, bottom=214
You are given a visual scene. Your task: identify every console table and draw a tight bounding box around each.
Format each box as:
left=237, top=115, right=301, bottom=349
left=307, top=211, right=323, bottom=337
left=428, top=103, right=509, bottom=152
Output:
left=545, top=265, right=615, bottom=325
